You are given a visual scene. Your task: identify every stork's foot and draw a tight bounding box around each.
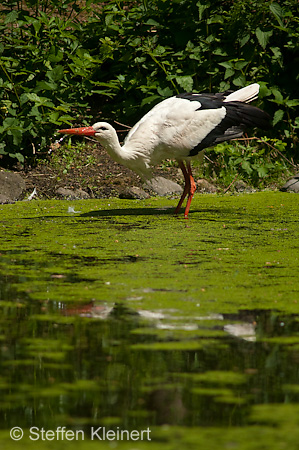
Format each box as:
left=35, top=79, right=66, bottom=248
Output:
left=184, top=175, right=197, bottom=218
left=174, top=185, right=189, bottom=215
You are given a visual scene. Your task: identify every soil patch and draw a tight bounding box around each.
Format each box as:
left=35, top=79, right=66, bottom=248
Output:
left=17, top=141, right=184, bottom=200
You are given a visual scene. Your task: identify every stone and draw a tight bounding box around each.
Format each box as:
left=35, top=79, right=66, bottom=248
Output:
left=0, top=171, right=26, bottom=203
left=0, top=194, right=14, bottom=204
left=56, top=187, right=75, bottom=198
left=196, top=179, right=218, bottom=193
left=144, top=176, right=183, bottom=196
left=56, top=187, right=90, bottom=199
left=74, top=188, right=90, bottom=199
left=119, top=187, right=150, bottom=200
left=233, top=180, right=255, bottom=193
left=280, top=174, right=299, bottom=193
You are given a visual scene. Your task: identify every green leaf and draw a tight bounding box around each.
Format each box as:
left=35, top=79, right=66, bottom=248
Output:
left=207, top=15, right=223, bottom=25
left=224, top=68, right=235, bottom=79
left=257, top=166, right=268, bottom=177
left=47, top=66, right=64, bottom=83
left=157, top=87, right=173, bottom=97
left=35, top=81, right=58, bottom=91
left=5, top=11, right=18, bottom=24
left=235, top=61, right=247, bottom=70
left=29, top=106, right=42, bottom=118
left=196, top=2, right=208, bottom=21
left=233, top=75, right=246, bottom=87
left=255, top=28, right=273, bottom=49
left=269, top=3, right=284, bottom=27
left=270, top=46, right=282, bottom=60
left=175, top=76, right=193, bottom=92
left=239, top=35, right=250, bottom=48
left=1, top=117, right=21, bottom=131
left=12, top=152, right=25, bottom=162
left=145, top=19, right=160, bottom=27
left=48, top=47, right=64, bottom=63
left=241, top=160, right=253, bottom=174
left=273, top=110, right=284, bottom=126
left=218, top=61, right=233, bottom=69
left=285, top=99, right=299, bottom=108
left=141, top=95, right=161, bottom=107
left=213, top=48, right=228, bottom=57
left=9, top=129, right=23, bottom=146
left=153, top=46, right=166, bottom=56
left=105, top=14, right=114, bottom=27
left=0, top=142, right=7, bottom=155
left=272, top=89, right=284, bottom=103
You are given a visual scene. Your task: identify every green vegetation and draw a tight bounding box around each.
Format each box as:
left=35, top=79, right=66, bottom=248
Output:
left=1, top=192, right=299, bottom=315
left=200, top=137, right=293, bottom=187
left=1, top=192, right=299, bottom=448
left=0, top=0, right=298, bottom=169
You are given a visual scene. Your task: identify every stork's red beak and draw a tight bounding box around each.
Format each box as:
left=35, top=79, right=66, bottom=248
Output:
left=58, top=126, right=96, bottom=137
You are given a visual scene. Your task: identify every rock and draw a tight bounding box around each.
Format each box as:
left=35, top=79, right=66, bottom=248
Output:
left=119, top=187, right=150, bottom=200
left=144, top=176, right=183, bottom=196
left=0, top=194, right=14, bottom=204
left=56, top=188, right=76, bottom=199
left=234, top=180, right=255, bottom=192
left=234, top=180, right=246, bottom=191
left=280, top=174, right=299, bottom=193
left=74, top=189, right=90, bottom=199
left=0, top=171, right=26, bottom=203
left=196, top=179, right=218, bottom=193
left=56, top=187, right=90, bottom=199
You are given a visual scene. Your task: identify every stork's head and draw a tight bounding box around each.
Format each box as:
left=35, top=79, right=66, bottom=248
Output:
left=58, top=122, right=117, bottom=146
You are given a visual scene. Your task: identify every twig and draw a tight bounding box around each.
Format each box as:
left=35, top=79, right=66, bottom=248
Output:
left=114, top=120, right=131, bottom=129
left=260, top=138, right=297, bottom=168
left=204, top=154, right=215, bottom=164
left=223, top=173, right=240, bottom=194
left=84, top=136, right=99, bottom=143
left=233, top=136, right=297, bottom=169
left=232, top=137, right=258, bottom=141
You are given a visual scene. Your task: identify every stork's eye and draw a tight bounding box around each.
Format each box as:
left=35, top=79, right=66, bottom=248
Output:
left=99, top=126, right=108, bottom=131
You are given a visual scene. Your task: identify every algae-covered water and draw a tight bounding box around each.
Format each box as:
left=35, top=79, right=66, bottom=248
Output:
left=1, top=191, right=299, bottom=449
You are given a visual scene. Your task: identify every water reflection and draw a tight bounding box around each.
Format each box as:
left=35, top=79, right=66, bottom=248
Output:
left=1, top=283, right=299, bottom=434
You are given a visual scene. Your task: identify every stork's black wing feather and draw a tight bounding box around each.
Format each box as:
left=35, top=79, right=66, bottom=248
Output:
left=178, top=94, right=271, bottom=156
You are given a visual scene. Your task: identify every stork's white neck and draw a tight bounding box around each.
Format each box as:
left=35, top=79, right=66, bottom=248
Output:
left=96, top=128, right=128, bottom=164
left=93, top=122, right=152, bottom=179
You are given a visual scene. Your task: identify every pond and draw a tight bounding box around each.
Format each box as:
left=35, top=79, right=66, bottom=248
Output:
left=1, top=191, right=299, bottom=449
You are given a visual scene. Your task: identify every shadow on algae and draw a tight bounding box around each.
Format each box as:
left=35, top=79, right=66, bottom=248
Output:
left=0, top=191, right=299, bottom=450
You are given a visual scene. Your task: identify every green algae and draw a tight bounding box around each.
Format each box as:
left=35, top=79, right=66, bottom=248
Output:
left=1, top=192, right=298, bottom=315
left=1, top=191, right=299, bottom=449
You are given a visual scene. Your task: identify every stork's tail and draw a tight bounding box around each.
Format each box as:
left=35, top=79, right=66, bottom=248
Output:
left=224, top=83, right=260, bottom=104
left=223, top=83, right=271, bottom=130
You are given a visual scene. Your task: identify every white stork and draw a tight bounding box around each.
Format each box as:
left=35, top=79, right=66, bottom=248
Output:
left=58, top=83, right=270, bottom=218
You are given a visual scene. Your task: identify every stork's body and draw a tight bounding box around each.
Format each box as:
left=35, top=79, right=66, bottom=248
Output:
left=59, top=83, right=270, bottom=217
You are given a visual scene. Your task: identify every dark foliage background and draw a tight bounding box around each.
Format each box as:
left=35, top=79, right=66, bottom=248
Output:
left=0, top=0, right=298, bottom=167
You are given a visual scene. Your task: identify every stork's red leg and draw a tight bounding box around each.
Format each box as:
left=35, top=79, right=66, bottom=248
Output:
left=175, top=161, right=197, bottom=218
left=174, top=161, right=189, bottom=214
left=184, top=162, right=197, bottom=218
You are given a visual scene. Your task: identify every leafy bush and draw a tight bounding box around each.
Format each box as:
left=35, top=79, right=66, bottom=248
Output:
left=0, top=0, right=109, bottom=163
left=0, top=0, right=298, bottom=165
left=90, top=0, right=298, bottom=142
left=200, top=137, right=293, bottom=187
